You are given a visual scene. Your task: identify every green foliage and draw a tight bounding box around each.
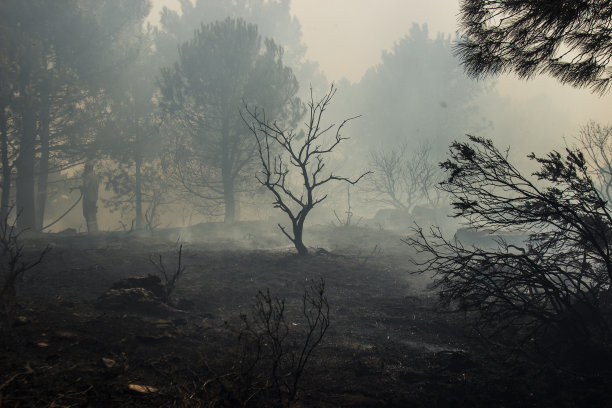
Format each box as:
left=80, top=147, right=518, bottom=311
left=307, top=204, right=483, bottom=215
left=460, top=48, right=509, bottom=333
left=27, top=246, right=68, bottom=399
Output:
left=455, top=0, right=612, bottom=94
left=159, top=18, right=302, bottom=222
left=154, top=0, right=314, bottom=85
left=97, top=25, right=169, bottom=230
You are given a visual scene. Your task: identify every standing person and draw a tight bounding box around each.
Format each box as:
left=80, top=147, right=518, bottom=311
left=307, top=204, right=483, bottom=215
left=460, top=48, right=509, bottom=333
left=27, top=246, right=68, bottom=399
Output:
left=81, top=160, right=99, bottom=233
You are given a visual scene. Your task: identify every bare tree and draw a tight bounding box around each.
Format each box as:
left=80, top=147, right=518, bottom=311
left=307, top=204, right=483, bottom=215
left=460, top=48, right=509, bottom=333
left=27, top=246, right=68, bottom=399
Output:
left=368, top=141, right=442, bottom=211
left=407, top=135, right=612, bottom=354
left=576, top=121, right=612, bottom=208
left=244, top=85, right=370, bottom=255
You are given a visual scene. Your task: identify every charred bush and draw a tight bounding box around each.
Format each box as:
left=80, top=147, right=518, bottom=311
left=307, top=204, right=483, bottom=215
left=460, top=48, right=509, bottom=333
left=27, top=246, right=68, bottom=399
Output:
left=207, top=278, right=330, bottom=406
left=0, top=206, right=48, bottom=322
left=149, top=244, right=186, bottom=304
left=97, top=245, right=187, bottom=315
left=407, top=136, right=612, bottom=366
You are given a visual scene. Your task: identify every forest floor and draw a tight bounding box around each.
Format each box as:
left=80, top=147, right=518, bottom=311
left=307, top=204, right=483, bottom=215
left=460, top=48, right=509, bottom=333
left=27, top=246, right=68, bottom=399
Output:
left=0, top=222, right=610, bottom=407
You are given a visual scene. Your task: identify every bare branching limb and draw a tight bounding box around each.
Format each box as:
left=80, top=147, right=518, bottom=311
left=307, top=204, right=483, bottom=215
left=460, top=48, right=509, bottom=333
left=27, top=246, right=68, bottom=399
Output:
left=144, top=188, right=165, bottom=232
left=368, top=141, right=443, bottom=211
left=575, top=121, right=612, bottom=208
left=149, top=244, right=186, bottom=304
left=333, top=185, right=361, bottom=227
left=233, top=278, right=330, bottom=404
left=243, top=85, right=371, bottom=255
left=289, top=277, right=329, bottom=400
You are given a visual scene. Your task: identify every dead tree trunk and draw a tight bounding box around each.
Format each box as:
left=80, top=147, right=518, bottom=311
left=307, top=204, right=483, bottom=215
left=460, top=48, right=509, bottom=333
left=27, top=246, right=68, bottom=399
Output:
left=0, top=106, right=11, bottom=223
left=35, top=91, right=50, bottom=231
left=135, top=153, right=144, bottom=230
left=221, top=113, right=236, bottom=223
left=16, top=95, right=37, bottom=231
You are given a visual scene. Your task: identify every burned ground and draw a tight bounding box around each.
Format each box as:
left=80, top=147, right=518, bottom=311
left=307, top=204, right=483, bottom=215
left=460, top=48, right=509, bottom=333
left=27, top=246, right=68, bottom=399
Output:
left=0, top=223, right=610, bottom=407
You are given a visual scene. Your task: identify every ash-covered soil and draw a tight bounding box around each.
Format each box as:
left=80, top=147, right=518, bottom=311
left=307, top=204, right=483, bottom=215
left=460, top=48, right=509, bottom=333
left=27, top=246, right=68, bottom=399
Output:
left=0, top=223, right=609, bottom=407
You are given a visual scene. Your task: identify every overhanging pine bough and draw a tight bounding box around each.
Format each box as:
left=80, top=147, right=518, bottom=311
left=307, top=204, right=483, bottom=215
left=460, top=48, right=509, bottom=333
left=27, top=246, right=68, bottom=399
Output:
left=244, top=85, right=370, bottom=255
left=455, top=0, right=612, bottom=94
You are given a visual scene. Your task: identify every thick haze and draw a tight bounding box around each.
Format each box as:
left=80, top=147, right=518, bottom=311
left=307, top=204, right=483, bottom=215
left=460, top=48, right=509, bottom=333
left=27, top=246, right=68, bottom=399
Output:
left=150, top=0, right=610, bottom=137
left=291, top=0, right=611, bottom=138
left=291, top=0, right=459, bottom=83
left=137, top=0, right=611, bottom=229
left=4, top=0, right=608, bottom=232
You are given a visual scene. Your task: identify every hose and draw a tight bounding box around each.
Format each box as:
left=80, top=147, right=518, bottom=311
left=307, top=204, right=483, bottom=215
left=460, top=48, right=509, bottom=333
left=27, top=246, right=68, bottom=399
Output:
left=41, top=192, right=83, bottom=231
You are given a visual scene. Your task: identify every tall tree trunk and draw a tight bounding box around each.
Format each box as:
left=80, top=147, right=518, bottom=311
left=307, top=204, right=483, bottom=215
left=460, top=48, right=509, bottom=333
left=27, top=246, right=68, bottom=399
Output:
left=222, top=171, right=235, bottom=223
left=234, top=194, right=240, bottom=220
left=16, top=100, right=37, bottom=231
left=0, top=106, right=10, bottom=222
left=134, top=113, right=144, bottom=230
left=292, top=217, right=308, bottom=256
left=135, top=153, right=143, bottom=230
left=35, top=91, right=50, bottom=231
left=221, top=114, right=235, bottom=223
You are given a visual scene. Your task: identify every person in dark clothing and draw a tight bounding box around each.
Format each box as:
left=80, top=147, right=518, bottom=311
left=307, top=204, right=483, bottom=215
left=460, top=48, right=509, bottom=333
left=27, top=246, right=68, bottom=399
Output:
left=81, top=160, right=99, bottom=233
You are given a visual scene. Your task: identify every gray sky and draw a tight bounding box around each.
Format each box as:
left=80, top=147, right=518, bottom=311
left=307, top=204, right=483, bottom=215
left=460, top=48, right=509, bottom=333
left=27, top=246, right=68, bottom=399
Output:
left=290, top=0, right=459, bottom=82
left=289, top=0, right=611, bottom=135
left=149, top=0, right=611, bottom=139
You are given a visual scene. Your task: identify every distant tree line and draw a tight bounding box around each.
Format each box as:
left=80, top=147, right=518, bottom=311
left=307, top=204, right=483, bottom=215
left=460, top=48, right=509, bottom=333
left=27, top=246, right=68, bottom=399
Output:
left=4, top=0, right=601, bottom=239
left=0, top=0, right=315, bottom=231
left=0, top=1, right=500, bottom=233
left=0, top=0, right=151, bottom=231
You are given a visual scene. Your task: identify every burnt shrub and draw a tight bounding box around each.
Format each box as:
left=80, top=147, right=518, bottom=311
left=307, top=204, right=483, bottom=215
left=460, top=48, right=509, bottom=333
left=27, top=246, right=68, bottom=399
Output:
left=205, top=278, right=330, bottom=406
left=1, top=206, right=48, bottom=323
left=406, top=136, right=612, bottom=368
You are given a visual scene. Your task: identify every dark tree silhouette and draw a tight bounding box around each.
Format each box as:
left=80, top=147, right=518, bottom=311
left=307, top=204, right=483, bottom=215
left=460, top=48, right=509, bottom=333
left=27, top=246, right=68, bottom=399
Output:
left=455, top=0, right=612, bottom=94
left=245, top=86, right=370, bottom=256
left=407, top=135, right=612, bottom=353
left=0, top=0, right=151, bottom=230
